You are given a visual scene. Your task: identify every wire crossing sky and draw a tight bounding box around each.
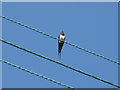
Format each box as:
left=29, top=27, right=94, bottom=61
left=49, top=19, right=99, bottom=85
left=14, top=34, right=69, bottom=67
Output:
left=0, top=59, right=75, bottom=89
left=0, top=39, right=119, bottom=88
left=0, top=16, right=119, bottom=65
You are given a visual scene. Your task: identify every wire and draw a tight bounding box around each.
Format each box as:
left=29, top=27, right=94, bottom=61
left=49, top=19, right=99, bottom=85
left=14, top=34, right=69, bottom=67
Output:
left=0, top=39, right=119, bottom=88
left=0, top=59, right=75, bottom=89
left=0, top=16, right=119, bottom=65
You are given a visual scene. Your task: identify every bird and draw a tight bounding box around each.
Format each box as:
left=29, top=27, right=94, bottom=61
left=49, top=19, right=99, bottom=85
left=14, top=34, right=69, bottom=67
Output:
left=58, top=31, right=65, bottom=57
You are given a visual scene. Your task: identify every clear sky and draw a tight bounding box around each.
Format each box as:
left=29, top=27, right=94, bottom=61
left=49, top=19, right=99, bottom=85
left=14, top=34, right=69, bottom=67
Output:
left=2, top=2, right=118, bottom=88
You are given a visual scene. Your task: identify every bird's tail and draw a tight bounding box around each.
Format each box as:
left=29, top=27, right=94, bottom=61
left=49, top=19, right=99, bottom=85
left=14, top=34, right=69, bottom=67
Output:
left=58, top=52, right=61, bottom=60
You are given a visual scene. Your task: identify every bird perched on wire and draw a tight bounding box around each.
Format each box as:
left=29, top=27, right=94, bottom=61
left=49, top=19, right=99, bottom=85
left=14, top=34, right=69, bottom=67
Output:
left=58, top=31, right=65, bottom=57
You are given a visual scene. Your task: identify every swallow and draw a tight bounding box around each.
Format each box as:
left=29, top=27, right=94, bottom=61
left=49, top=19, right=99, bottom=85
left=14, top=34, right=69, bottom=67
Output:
left=58, top=32, right=65, bottom=55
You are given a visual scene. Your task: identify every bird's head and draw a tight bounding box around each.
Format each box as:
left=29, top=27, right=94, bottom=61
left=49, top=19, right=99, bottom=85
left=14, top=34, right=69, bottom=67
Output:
left=61, top=32, right=65, bottom=36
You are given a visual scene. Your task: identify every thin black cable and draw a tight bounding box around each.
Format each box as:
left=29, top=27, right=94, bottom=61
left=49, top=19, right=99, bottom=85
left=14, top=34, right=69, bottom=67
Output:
left=0, top=16, right=119, bottom=65
left=0, top=39, right=119, bottom=88
left=0, top=59, right=75, bottom=88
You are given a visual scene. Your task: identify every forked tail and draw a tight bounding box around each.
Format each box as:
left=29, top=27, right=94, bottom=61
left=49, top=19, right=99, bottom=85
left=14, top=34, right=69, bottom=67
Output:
left=58, top=52, right=61, bottom=60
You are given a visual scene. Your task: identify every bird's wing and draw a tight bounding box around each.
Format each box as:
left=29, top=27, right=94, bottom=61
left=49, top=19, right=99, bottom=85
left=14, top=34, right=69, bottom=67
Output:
left=58, top=41, right=64, bottom=54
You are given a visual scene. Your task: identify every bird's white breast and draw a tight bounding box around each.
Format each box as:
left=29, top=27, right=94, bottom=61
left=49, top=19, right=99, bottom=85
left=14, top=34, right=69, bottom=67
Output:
left=60, top=35, right=65, bottom=40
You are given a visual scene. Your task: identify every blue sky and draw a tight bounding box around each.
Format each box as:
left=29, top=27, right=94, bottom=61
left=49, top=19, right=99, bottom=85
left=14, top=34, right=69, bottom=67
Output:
left=2, top=2, right=118, bottom=88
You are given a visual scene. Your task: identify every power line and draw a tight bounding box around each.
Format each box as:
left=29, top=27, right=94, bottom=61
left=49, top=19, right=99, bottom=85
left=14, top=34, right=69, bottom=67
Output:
left=0, top=39, right=119, bottom=88
left=0, top=59, right=75, bottom=89
left=0, top=16, right=119, bottom=65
